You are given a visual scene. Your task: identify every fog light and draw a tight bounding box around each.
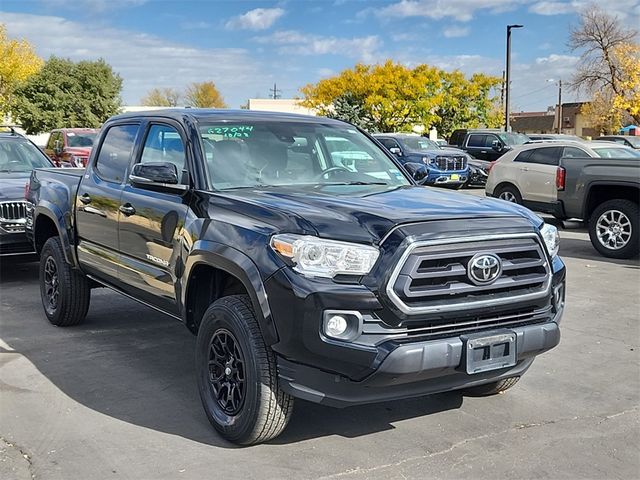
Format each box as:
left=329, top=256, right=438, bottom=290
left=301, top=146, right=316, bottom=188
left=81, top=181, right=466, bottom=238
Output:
left=322, top=310, right=363, bottom=342
left=326, top=315, right=348, bottom=337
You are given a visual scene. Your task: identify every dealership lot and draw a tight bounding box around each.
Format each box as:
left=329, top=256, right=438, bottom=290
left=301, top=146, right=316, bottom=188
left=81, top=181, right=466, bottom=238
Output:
left=1, top=212, right=639, bottom=480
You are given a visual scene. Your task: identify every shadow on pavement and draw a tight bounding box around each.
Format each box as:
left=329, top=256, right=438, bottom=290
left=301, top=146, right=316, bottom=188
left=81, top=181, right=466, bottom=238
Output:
left=0, top=258, right=463, bottom=448
left=558, top=236, right=640, bottom=267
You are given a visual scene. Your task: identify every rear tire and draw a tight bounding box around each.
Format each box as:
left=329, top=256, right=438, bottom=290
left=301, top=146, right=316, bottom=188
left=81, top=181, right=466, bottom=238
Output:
left=588, top=199, right=639, bottom=259
left=463, top=377, right=520, bottom=396
left=196, top=295, right=293, bottom=445
left=39, top=236, right=91, bottom=326
left=496, top=185, right=522, bottom=204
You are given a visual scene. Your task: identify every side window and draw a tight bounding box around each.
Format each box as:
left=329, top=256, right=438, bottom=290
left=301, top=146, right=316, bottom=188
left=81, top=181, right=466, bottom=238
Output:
left=484, top=134, right=500, bottom=147
left=563, top=147, right=587, bottom=158
left=527, top=147, right=563, bottom=166
left=379, top=138, right=400, bottom=150
left=467, top=134, right=486, bottom=147
left=514, top=150, right=533, bottom=163
left=94, top=124, right=139, bottom=184
left=139, top=124, right=187, bottom=183
left=46, top=133, right=57, bottom=150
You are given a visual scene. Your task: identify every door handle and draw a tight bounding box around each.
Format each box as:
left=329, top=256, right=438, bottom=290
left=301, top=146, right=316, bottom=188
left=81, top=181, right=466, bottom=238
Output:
left=79, top=193, right=91, bottom=205
left=119, top=204, right=136, bottom=216
left=521, top=166, right=530, bottom=171
left=480, top=151, right=487, bottom=154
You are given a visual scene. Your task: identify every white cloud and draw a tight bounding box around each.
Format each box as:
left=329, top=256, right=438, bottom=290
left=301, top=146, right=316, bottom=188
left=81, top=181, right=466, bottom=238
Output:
left=528, top=0, right=640, bottom=21
left=225, top=7, right=285, bottom=31
left=0, top=12, right=261, bottom=107
left=254, top=30, right=382, bottom=62
left=371, top=0, right=528, bottom=22
left=442, top=25, right=470, bottom=38
left=317, top=68, right=335, bottom=77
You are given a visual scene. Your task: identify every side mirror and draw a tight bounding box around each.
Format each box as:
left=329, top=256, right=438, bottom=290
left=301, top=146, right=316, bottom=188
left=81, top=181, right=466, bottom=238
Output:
left=129, top=162, right=187, bottom=192
left=491, top=140, right=503, bottom=151
left=54, top=140, right=63, bottom=155
left=403, top=162, right=428, bottom=183
left=389, top=147, right=402, bottom=156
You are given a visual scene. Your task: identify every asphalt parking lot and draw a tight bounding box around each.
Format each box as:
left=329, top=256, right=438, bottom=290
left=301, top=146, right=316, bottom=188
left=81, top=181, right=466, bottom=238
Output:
left=1, top=201, right=639, bottom=479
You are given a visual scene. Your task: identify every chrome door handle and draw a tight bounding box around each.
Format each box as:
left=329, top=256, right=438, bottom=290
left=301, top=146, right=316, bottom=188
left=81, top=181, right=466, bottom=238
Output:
left=119, top=204, right=136, bottom=216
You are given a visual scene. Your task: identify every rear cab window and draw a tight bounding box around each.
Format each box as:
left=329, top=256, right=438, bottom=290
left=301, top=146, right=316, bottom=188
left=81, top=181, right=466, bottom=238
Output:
left=94, top=124, right=139, bottom=184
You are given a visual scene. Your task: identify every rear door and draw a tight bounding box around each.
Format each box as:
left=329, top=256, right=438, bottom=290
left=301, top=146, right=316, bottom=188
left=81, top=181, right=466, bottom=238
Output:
left=514, top=146, right=562, bottom=203
left=75, top=123, right=140, bottom=284
left=117, top=121, right=191, bottom=314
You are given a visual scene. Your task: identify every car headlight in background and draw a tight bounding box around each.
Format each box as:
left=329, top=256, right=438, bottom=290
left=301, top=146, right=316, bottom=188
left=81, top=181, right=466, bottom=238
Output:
left=270, top=234, right=380, bottom=278
left=540, top=223, right=560, bottom=257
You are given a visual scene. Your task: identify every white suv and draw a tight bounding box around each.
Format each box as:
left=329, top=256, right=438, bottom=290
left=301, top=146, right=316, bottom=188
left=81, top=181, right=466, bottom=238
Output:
left=485, top=141, right=640, bottom=216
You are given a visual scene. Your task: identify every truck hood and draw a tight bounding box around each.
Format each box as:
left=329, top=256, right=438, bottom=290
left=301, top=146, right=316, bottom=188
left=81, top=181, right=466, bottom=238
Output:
left=0, top=176, right=29, bottom=201
left=218, top=185, right=541, bottom=244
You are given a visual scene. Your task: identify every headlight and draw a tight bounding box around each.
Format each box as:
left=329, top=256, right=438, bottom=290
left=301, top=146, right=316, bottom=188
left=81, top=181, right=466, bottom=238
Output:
left=270, top=234, right=380, bottom=278
left=540, top=223, right=560, bottom=257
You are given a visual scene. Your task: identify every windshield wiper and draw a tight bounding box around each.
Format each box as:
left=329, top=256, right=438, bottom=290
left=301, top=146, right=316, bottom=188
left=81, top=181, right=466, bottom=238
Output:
left=318, top=181, right=389, bottom=186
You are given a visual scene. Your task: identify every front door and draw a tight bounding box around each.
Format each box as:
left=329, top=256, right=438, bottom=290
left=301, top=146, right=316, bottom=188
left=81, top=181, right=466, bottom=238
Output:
left=76, top=123, right=140, bottom=283
left=117, top=122, right=191, bottom=314
left=465, top=134, right=489, bottom=160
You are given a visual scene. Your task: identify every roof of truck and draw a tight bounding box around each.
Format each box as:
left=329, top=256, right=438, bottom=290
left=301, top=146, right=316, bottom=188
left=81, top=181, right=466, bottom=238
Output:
left=110, top=108, right=345, bottom=125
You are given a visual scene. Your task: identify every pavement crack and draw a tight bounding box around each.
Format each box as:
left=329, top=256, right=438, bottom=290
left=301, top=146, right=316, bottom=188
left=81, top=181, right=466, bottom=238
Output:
left=1, top=436, right=35, bottom=479
left=316, top=406, right=640, bottom=479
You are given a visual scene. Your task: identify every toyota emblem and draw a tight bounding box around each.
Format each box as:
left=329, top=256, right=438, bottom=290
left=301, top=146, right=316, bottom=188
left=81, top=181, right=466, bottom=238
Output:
left=467, top=253, right=502, bottom=285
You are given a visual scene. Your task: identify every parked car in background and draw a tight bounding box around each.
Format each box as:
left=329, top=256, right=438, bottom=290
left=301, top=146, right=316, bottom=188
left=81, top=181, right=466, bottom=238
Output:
left=0, top=128, right=54, bottom=256
left=527, top=134, right=584, bottom=142
left=486, top=141, right=640, bottom=217
left=595, top=135, right=640, bottom=149
left=374, top=133, right=469, bottom=188
left=558, top=155, right=639, bottom=258
left=44, top=128, right=98, bottom=167
left=449, top=129, right=530, bottom=161
left=434, top=138, right=448, bottom=146
left=465, top=157, right=490, bottom=188
left=26, top=109, right=565, bottom=444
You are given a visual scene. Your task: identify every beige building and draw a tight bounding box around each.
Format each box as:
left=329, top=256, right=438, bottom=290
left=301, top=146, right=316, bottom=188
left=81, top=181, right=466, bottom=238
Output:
left=247, top=98, right=316, bottom=116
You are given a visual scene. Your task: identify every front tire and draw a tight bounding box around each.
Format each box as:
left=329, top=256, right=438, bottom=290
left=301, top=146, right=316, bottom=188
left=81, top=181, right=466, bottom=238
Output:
left=463, top=377, right=520, bottom=396
left=496, top=184, right=522, bottom=204
left=588, top=199, right=639, bottom=259
left=39, top=236, right=91, bottom=326
left=196, top=295, right=293, bottom=445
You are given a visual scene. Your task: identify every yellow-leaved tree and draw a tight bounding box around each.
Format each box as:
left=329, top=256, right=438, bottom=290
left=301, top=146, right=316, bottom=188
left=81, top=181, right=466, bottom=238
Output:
left=612, top=43, right=640, bottom=122
left=185, top=81, right=227, bottom=108
left=0, top=24, right=43, bottom=118
left=300, top=60, right=501, bottom=136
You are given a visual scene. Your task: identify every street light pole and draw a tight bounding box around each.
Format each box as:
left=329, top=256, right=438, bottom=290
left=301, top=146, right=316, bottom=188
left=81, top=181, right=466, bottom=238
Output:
left=505, top=24, right=523, bottom=132
left=557, top=79, right=563, bottom=134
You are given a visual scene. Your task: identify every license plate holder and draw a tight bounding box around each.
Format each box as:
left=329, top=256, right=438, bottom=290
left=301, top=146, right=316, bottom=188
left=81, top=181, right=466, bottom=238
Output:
left=450, top=174, right=460, bottom=181
left=464, top=331, right=517, bottom=374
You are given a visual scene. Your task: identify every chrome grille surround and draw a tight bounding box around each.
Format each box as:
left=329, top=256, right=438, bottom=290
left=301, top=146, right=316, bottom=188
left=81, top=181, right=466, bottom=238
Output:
left=434, top=155, right=467, bottom=171
left=0, top=201, right=27, bottom=233
left=386, top=233, right=551, bottom=315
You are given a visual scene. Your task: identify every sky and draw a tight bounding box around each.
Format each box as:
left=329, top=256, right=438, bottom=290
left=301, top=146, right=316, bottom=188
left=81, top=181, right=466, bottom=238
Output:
left=2, top=0, right=639, bottom=110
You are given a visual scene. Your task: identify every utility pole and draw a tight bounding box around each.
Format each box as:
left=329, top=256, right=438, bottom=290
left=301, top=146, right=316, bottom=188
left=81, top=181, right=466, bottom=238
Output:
left=269, top=83, right=281, bottom=100
left=557, top=79, right=563, bottom=134
left=500, top=70, right=506, bottom=113
left=505, top=24, right=523, bottom=132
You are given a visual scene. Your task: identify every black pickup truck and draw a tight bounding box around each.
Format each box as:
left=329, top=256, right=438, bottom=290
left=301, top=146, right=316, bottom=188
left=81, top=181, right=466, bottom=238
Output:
left=26, top=110, right=566, bottom=445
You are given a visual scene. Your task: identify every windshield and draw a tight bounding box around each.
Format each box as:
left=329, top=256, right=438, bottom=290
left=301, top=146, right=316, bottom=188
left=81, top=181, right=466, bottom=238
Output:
left=498, top=132, right=530, bottom=145
left=398, top=136, right=439, bottom=151
left=622, top=137, right=640, bottom=148
left=593, top=146, right=640, bottom=158
left=66, top=132, right=96, bottom=148
left=198, top=121, right=410, bottom=190
left=0, top=139, right=52, bottom=174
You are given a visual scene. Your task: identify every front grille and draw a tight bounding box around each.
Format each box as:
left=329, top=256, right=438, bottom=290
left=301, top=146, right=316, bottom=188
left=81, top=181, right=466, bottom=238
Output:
left=360, top=305, right=552, bottom=342
left=434, top=155, right=467, bottom=171
left=0, top=201, right=27, bottom=221
left=387, top=234, right=551, bottom=315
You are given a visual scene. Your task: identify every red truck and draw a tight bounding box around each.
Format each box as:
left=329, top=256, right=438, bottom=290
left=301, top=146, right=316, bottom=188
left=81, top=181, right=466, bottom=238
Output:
left=44, top=128, right=98, bottom=167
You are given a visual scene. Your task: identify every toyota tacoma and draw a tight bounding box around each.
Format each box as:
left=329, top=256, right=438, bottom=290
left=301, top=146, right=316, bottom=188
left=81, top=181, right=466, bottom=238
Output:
left=26, top=110, right=566, bottom=445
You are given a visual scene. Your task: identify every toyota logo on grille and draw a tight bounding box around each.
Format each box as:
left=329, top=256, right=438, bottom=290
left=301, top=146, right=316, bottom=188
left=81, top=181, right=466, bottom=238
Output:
left=467, top=253, right=502, bottom=285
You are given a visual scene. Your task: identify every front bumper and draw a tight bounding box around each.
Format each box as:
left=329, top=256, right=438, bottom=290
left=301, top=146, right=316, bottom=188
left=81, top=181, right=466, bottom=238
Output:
left=0, top=231, right=35, bottom=256
left=278, top=320, right=560, bottom=407
left=422, top=171, right=468, bottom=186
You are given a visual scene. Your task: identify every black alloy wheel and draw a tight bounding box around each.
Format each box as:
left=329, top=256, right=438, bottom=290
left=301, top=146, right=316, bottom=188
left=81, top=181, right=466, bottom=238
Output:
left=208, top=329, right=246, bottom=415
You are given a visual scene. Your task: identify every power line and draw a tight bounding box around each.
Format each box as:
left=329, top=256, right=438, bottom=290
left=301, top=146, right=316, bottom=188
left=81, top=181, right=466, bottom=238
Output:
left=269, top=83, right=282, bottom=100
left=511, top=83, right=554, bottom=101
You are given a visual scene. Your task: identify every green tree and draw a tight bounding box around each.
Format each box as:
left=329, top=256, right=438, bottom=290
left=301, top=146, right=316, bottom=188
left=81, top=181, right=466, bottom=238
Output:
left=0, top=24, right=43, bottom=118
left=13, top=56, right=122, bottom=134
left=141, top=87, right=181, bottom=107
left=184, top=81, right=226, bottom=108
left=326, top=92, right=377, bottom=131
